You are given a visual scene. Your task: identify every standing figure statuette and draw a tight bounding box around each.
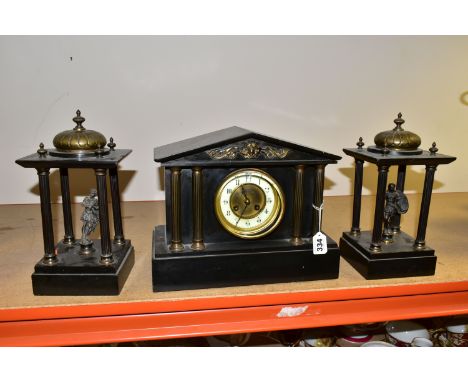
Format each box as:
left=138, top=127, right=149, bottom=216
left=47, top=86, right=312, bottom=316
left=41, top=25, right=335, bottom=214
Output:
left=383, top=183, right=409, bottom=242
left=80, top=189, right=100, bottom=254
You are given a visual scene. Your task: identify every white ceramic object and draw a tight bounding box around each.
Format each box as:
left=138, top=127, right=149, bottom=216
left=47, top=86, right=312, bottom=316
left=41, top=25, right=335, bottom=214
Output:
left=361, top=341, right=395, bottom=347
left=446, top=324, right=468, bottom=334
left=411, top=337, right=433, bottom=347
left=336, top=334, right=374, bottom=347
left=446, top=316, right=468, bottom=346
left=385, top=320, right=430, bottom=347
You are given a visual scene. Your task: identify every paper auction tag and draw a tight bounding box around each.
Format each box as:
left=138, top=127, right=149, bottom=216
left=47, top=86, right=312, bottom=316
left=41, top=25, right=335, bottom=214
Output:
left=313, top=232, right=328, bottom=255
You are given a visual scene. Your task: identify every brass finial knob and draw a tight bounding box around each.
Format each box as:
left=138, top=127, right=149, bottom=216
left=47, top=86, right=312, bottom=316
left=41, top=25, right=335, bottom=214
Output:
left=429, top=142, right=438, bottom=155
left=393, top=112, right=405, bottom=131
left=37, top=142, right=47, bottom=156
left=72, top=109, right=86, bottom=131
left=107, top=137, right=116, bottom=151
left=356, top=137, right=364, bottom=149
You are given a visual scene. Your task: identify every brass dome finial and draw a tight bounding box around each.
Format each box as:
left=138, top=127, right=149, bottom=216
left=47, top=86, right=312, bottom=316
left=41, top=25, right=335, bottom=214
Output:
left=368, top=112, right=422, bottom=155
left=50, top=109, right=108, bottom=157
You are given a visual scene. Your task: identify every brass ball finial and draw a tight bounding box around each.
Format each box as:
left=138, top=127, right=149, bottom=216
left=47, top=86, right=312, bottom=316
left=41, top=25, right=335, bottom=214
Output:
left=72, top=109, right=86, bottom=131
left=37, top=142, right=47, bottom=156
left=429, top=142, right=438, bottom=155
left=393, top=112, right=405, bottom=131
left=107, top=137, right=116, bottom=151
left=356, top=137, right=364, bottom=149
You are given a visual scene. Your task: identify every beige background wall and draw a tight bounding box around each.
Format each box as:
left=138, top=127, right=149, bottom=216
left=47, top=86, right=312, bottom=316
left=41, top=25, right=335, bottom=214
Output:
left=1, top=36, right=467, bottom=204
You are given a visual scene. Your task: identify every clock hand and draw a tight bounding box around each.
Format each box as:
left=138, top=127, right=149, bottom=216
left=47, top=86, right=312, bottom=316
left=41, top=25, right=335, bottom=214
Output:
left=236, top=198, right=250, bottom=226
left=241, top=185, right=249, bottom=201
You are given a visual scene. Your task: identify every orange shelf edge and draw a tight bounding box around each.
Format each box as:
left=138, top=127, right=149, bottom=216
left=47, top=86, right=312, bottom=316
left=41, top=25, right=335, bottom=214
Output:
left=1, top=288, right=468, bottom=346
left=2, top=280, right=468, bottom=323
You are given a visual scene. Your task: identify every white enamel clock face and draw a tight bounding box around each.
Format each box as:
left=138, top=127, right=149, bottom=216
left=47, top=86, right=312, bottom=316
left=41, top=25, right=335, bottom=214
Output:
left=215, top=168, right=285, bottom=239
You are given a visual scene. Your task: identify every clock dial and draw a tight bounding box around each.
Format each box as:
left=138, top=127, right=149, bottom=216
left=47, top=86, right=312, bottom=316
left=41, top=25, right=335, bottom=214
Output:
left=215, top=169, right=285, bottom=239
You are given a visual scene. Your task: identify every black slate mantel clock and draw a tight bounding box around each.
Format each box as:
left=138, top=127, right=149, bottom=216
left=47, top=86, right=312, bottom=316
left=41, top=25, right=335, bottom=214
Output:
left=152, top=126, right=342, bottom=291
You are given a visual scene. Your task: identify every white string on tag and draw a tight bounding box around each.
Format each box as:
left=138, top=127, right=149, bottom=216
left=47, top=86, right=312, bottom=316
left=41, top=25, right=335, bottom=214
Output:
left=312, top=202, right=324, bottom=232
left=312, top=202, right=327, bottom=255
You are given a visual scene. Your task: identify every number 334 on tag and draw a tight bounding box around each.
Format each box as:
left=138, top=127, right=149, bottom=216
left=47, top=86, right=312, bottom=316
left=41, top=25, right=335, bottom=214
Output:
left=313, top=232, right=328, bottom=255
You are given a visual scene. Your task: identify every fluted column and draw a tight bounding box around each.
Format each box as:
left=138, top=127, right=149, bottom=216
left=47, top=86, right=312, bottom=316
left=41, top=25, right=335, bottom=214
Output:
left=37, top=168, right=57, bottom=264
left=191, top=167, right=205, bottom=250
left=60, top=168, right=75, bottom=244
left=391, top=165, right=407, bottom=233
left=170, top=167, right=184, bottom=251
left=370, top=165, right=389, bottom=251
left=351, top=159, right=364, bottom=235
left=312, top=164, right=325, bottom=235
left=415, top=165, right=437, bottom=248
left=291, top=165, right=305, bottom=245
left=95, top=168, right=113, bottom=263
left=109, top=167, right=125, bottom=245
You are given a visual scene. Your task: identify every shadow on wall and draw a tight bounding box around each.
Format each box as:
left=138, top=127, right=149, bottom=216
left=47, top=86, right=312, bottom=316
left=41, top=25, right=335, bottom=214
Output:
left=460, top=91, right=468, bottom=106
left=28, top=168, right=137, bottom=204
left=339, top=164, right=444, bottom=195
left=324, top=176, right=335, bottom=191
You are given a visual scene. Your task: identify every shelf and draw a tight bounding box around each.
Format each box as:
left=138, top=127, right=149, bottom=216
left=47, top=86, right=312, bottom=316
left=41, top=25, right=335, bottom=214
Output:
left=1, top=193, right=467, bottom=346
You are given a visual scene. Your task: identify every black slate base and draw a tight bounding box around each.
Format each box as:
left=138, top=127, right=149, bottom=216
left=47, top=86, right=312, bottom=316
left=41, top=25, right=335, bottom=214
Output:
left=32, top=239, right=135, bottom=295
left=152, top=225, right=340, bottom=292
left=340, top=231, right=436, bottom=280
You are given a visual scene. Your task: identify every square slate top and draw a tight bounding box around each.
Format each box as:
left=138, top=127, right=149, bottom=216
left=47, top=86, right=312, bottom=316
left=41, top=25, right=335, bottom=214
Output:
left=16, top=149, right=132, bottom=169
left=343, top=148, right=456, bottom=166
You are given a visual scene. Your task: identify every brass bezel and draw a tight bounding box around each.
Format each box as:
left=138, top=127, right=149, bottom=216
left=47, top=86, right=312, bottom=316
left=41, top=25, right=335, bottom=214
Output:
left=214, top=168, right=285, bottom=239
